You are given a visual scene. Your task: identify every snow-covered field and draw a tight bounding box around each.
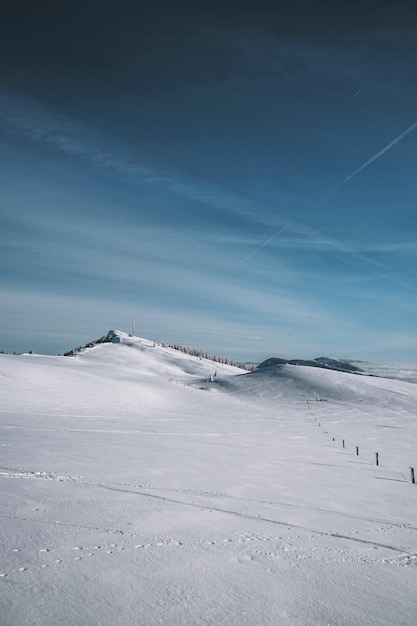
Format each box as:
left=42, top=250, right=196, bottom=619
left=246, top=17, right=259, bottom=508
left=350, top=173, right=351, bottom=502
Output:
left=1, top=331, right=416, bottom=625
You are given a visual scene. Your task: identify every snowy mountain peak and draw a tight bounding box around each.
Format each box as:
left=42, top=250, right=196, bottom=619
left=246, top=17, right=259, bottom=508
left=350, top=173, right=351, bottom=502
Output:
left=106, top=329, right=152, bottom=346
left=63, top=329, right=245, bottom=382
left=107, top=329, right=121, bottom=343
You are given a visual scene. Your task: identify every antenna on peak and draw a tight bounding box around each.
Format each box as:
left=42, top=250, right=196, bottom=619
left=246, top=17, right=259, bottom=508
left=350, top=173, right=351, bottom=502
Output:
left=132, top=322, right=135, bottom=337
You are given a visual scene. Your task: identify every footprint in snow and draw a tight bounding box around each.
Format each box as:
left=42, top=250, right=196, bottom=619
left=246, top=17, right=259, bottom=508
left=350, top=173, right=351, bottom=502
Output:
left=2, top=536, right=187, bottom=578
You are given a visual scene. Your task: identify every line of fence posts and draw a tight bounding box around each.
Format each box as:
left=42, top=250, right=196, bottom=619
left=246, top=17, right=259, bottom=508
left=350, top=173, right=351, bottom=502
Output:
left=308, top=401, right=415, bottom=485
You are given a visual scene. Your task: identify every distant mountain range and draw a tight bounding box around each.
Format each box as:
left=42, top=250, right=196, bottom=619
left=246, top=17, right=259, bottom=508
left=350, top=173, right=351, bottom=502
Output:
left=257, top=356, right=362, bottom=374
left=63, top=330, right=364, bottom=376
left=56, top=330, right=417, bottom=385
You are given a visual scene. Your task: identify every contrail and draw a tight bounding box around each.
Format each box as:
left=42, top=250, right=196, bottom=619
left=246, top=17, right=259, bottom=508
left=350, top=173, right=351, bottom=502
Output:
left=353, top=79, right=369, bottom=98
left=343, top=120, right=417, bottom=183
left=242, top=120, right=417, bottom=262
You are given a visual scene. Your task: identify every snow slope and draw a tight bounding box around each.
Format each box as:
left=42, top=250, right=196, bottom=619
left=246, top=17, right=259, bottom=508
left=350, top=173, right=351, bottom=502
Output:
left=0, top=331, right=416, bottom=625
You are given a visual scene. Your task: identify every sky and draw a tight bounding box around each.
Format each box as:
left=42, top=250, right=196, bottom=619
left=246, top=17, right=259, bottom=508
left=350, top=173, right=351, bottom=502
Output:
left=1, top=1, right=417, bottom=362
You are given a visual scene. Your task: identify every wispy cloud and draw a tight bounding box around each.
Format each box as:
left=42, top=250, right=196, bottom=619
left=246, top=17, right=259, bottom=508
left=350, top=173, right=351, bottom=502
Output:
left=2, top=85, right=416, bottom=362
left=0, top=282, right=371, bottom=360
left=5, top=85, right=396, bottom=281
left=0, top=87, right=279, bottom=231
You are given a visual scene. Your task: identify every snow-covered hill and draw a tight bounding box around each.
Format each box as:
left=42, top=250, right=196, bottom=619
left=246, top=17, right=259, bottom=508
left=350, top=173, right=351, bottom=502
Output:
left=0, top=331, right=416, bottom=625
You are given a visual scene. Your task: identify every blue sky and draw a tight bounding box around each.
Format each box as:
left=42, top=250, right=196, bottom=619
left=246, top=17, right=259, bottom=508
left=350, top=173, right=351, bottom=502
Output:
left=1, top=1, right=417, bottom=362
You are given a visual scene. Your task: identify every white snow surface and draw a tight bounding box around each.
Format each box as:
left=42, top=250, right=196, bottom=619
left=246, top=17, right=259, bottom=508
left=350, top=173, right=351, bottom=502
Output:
left=0, top=330, right=416, bottom=625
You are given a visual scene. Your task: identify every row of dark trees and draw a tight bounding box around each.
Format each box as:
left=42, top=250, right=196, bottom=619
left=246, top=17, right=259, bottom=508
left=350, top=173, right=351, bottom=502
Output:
left=63, top=334, right=112, bottom=356
left=156, top=342, right=253, bottom=371
left=0, top=349, right=32, bottom=355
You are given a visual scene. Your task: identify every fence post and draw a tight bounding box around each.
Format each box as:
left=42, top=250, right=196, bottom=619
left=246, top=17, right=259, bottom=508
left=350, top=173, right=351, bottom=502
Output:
left=342, top=439, right=345, bottom=448
left=375, top=452, right=379, bottom=466
left=356, top=446, right=359, bottom=456
left=410, top=467, right=415, bottom=484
